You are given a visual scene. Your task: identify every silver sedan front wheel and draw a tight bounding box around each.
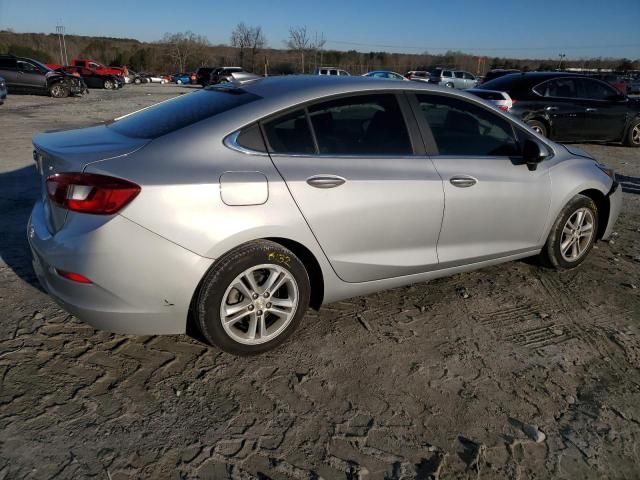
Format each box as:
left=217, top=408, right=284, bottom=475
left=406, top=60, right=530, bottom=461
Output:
left=560, top=208, right=594, bottom=262
left=540, top=194, right=598, bottom=270
left=220, top=264, right=299, bottom=345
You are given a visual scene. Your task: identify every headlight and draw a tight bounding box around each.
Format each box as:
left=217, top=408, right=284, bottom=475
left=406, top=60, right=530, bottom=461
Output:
left=596, top=163, right=615, bottom=179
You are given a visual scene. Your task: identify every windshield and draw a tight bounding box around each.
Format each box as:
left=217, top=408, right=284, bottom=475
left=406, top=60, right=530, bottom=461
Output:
left=108, top=88, right=261, bottom=139
left=31, top=59, right=52, bottom=73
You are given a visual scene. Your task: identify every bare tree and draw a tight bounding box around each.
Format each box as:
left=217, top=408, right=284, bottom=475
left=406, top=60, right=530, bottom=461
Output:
left=230, top=22, right=252, bottom=69
left=311, top=32, right=326, bottom=71
left=286, top=26, right=310, bottom=73
left=162, top=31, right=209, bottom=72
left=249, top=26, right=267, bottom=72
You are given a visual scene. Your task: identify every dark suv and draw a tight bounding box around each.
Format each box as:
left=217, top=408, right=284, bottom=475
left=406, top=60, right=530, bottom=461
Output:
left=474, top=72, right=640, bottom=147
left=195, top=67, right=215, bottom=87
left=208, top=67, right=245, bottom=85
left=0, top=55, right=86, bottom=97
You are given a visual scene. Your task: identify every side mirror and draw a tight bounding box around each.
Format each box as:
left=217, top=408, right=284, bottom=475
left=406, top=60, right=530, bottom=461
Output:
left=523, top=138, right=547, bottom=171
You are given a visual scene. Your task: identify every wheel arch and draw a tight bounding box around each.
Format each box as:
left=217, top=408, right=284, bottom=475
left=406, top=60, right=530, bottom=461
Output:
left=265, top=237, right=324, bottom=310
left=186, top=236, right=325, bottom=337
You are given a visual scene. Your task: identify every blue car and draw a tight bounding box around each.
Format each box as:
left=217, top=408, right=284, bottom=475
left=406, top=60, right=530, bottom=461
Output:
left=171, top=73, right=191, bottom=85
left=0, top=76, right=7, bottom=104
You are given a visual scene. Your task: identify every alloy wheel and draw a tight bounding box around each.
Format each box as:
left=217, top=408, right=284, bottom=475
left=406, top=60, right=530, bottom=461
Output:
left=560, top=208, right=594, bottom=262
left=219, top=264, right=299, bottom=345
left=632, top=124, right=640, bottom=145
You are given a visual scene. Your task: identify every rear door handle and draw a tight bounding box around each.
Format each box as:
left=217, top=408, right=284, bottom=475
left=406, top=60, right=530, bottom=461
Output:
left=306, top=175, right=346, bottom=189
left=545, top=106, right=559, bottom=111
left=585, top=107, right=598, bottom=112
left=450, top=176, right=477, bottom=188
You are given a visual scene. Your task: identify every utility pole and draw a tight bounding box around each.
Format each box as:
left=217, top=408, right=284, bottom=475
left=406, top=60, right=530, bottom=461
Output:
left=56, top=25, right=68, bottom=65
left=558, top=53, right=566, bottom=70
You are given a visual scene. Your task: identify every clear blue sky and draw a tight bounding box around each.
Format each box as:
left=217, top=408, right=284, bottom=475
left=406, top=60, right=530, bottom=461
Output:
left=1, top=0, right=639, bottom=59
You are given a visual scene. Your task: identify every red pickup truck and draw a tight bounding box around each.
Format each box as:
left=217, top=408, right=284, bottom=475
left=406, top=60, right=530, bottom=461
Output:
left=47, top=59, right=126, bottom=77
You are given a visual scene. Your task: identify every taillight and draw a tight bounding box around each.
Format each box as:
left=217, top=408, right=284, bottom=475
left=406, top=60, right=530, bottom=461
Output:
left=499, top=105, right=509, bottom=111
left=55, top=269, right=92, bottom=284
left=46, top=172, right=140, bottom=215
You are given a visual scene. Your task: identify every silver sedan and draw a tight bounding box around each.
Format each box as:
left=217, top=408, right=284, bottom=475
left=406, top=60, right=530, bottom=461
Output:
left=28, top=76, right=622, bottom=354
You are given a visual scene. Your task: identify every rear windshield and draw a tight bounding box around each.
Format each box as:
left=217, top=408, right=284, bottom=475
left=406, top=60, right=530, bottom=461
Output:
left=477, top=73, right=529, bottom=93
left=108, top=88, right=261, bottom=139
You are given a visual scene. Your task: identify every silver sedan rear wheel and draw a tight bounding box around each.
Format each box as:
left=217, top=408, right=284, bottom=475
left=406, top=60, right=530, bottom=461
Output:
left=220, top=264, right=299, bottom=345
left=560, top=208, right=594, bottom=262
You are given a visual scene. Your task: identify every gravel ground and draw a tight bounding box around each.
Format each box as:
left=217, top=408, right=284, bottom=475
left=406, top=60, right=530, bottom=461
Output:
left=1, top=85, right=639, bottom=480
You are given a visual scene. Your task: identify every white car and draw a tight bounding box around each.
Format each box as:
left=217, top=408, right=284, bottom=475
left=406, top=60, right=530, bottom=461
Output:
left=146, top=75, right=168, bottom=84
left=466, top=88, right=514, bottom=112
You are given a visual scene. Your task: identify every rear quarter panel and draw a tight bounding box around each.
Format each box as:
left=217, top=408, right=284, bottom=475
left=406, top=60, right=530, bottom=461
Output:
left=83, top=111, right=340, bottom=294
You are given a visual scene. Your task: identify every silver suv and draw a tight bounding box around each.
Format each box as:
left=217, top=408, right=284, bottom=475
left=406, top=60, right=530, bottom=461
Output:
left=429, top=69, right=478, bottom=89
left=315, top=67, right=350, bottom=76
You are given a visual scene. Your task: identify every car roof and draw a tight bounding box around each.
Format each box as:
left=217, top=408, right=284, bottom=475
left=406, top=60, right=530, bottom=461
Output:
left=235, top=75, right=480, bottom=111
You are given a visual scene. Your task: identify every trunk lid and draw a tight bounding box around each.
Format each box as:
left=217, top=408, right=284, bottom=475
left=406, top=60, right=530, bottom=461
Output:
left=32, top=125, right=150, bottom=233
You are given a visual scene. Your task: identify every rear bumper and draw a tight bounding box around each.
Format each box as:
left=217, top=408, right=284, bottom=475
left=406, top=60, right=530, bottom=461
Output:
left=602, top=181, right=622, bottom=240
left=27, top=200, right=213, bottom=335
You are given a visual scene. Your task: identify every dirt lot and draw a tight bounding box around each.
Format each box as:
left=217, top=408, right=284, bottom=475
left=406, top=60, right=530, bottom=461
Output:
left=1, top=85, right=639, bottom=480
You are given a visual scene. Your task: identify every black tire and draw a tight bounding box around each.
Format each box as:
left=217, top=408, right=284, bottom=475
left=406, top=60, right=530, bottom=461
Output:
left=527, top=119, right=548, bottom=137
left=624, top=118, right=640, bottom=147
left=134, top=78, right=141, bottom=85
left=196, top=240, right=310, bottom=355
left=445, top=82, right=454, bottom=88
left=49, top=83, right=69, bottom=98
left=103, top=79, right=114, bottom=90
left=539, top=194, right=598, bottom=270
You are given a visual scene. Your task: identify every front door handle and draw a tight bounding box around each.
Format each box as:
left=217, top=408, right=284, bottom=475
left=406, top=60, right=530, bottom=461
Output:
left=585, top=107, right=598, bottom=113
left=306, top=175, right=346, bottom=189
left=545, top=106, right=559, bottom=111
left=450, top=176, right=477, bottom=188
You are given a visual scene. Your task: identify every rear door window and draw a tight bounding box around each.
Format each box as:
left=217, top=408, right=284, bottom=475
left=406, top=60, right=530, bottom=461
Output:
left=0, top=58, right=17, bottom=68
left=307, top=93, right=412, bottom=155
left=454, top=72, right=464, bottom=79
left=108, top=87, right=261, bottom=139
left=262, top=109, right=315, bottom=154
left=576, top=78, right=618, bottom=100
left=416, top=94, right=519, bottom=156
left=534, top=78, right=577, bottom=98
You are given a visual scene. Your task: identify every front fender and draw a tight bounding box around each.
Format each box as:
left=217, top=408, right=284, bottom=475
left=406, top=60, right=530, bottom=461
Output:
left=540, top=158, right=613, bottom=244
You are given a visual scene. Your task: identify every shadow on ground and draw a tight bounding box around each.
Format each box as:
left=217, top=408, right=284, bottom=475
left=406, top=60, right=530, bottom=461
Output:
left=0, top=165, right=42, bottom=288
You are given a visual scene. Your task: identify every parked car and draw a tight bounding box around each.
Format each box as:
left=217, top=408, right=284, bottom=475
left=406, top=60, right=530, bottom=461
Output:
left=128, top=70, right=150, bottom=84
left=406, top=70, right=430, bottom=82
left=429, top=69, right=478, bottom=89
left=145, top=74, right=169, bottom=84
left=0, top=54, right=86, bottom=98
left=480, top=69, right=520, bottom=85
left=0, top=75, right=6, bottom=104
left=467, top=88, right=513, bottom=112
left=170, top=73, right=191, bottom=84
left=406, top=70, right=430, bottom=80
left=29, top=76, right=622, bottom=354
left=47, top=59, right=126, bottom=78
left=363, top=70, right=408, bottom=81
left=629, top=77, right=640, bottom=94
left=209, top=67, right=246, bottom=85
left=58, top=66, right=123, bottom=90
left=196, top=67, right=215, bottom=86
left=474, top=72, right=640, bottom=146
left=314, top=67, right=350, bottom=76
